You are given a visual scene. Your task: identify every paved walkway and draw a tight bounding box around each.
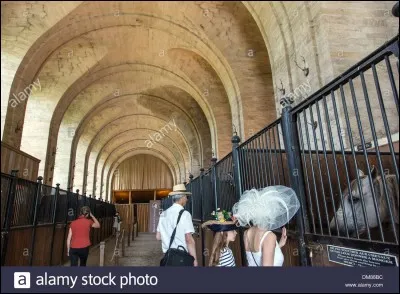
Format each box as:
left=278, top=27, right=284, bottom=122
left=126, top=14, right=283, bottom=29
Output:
left=63, top=233, right=163, bottom=266
left=119, top=233, right=163, bottom=266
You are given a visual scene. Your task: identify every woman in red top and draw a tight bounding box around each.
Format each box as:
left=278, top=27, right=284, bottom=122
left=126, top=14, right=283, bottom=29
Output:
left=67, top=206, right=100, bottom=266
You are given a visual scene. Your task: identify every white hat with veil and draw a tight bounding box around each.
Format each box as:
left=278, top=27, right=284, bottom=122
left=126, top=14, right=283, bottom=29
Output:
left=232, top=185, right=300, bottom=230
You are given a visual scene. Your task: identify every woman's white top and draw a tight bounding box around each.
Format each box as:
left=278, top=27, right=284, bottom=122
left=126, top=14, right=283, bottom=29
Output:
left=246, top=231, right=284, bottom=266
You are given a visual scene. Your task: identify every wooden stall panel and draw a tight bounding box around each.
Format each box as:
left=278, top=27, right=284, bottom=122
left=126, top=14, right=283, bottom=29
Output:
left=32, top=225, right=53, bottom=266
left=1, top=142, right=40, bottom=181
left=5, top=228, right=33, bottom=266
left=114, top=204, right=134, bottom=232
left=281, top=237, right=301, bottom=266
left=135, top=204, right=149, bottom=233
left=193, top=222, right=203, bottom=266
left=51, top=225, right=67, bottom=265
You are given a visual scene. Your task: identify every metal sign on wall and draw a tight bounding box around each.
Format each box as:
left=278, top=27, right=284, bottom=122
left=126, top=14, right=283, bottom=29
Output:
left=148, top=200, right=161, bottom=233
left=327, top=245, right=398, bottom=267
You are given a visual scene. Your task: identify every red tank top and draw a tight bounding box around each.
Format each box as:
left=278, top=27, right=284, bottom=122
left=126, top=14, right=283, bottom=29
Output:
left=70, top=216, right=94, bottom=248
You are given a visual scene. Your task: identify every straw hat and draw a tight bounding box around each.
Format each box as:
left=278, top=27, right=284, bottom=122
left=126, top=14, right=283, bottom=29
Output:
left=168, top=183, right=192, bottom=196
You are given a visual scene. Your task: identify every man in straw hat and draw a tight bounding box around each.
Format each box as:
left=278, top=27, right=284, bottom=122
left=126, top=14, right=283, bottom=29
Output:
left=156, top=184, right=198, bottom=266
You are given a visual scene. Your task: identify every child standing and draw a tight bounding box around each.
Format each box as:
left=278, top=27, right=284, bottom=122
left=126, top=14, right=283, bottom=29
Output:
left=202, top=209, right=238, bottom=267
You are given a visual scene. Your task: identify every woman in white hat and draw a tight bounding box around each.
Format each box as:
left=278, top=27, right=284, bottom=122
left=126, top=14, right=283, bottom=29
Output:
left=232, top=186, right=300, bottom=266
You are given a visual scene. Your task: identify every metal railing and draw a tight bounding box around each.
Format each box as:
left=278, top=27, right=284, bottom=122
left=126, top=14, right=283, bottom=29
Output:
left=1, top=171, right=116, bottom=266
left=238, top=120, right=288, bottom=191
left=179, top=35, right=399, bottom=266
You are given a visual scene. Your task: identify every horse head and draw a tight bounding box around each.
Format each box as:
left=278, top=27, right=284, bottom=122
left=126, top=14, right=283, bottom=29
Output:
left=330, top=166, right=399, bottom=235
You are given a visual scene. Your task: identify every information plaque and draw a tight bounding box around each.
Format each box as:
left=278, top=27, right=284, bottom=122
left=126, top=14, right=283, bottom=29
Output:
left=327, top=245, right=398, bottom=267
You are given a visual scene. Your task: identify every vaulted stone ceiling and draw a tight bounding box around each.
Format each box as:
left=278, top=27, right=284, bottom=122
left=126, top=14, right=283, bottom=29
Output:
left=1, top=1, right=274, bottom=199
left=2, top=1, right=397, bottom=200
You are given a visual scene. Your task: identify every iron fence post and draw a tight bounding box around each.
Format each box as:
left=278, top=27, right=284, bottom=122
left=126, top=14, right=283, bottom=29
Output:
left=75, top=189, right=79, bottom=219
left=189, top=174, right=194, bottom=216
left=49, top=183, right=60, bottom=265
left=281, top=105, right=310, bottom=266
left=60, top=188, right=71, bottom=264
left=199, top=168, right=205, bottom=267
left=392, top=3, right=399, bottom=69
left=211, top=157, right=218, bottom=213
left=29, top=176, right=43, bottom=266
left=232, top=134, right=247, bottom=267
left=1, top=170, right=19, bottom=266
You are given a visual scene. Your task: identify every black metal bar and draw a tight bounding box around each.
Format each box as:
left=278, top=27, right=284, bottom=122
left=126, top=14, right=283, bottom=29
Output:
left=232, top=135, right=243, bottom=197
left=276, top=124, right=287, bottom=185
left=248, top=139, right=256, bottom=188
left=232, top=134, right=247, bottom=267
left=267, top=129, right=276, bottom=185
left=239, top=146, right=247, bottom=190
left=29, top=176, right=43, bottom=266
left=372, top=63, right=399, bottom=184
left=189, top=174, right=194, bottom=218
left=199, top=168, right=205, bottom=267
left=237, top=119, right=281, bottom=150
left=253, top=138, right=260, bottom=188
left=258, top=133, right=268, bottom=187
left=254, top=136, right=262, bottom=188
left=1, top=170, right=19, bottom=266
left=385, top=56, right=400, bottom=115
left=297, top=116, right=316, bottom=234
left=60, top=188, right=71, bottom=265
left=315, top=100, right=338, bottom=235
left=330, top=89, right=356, bottom=239
left=264, top=130, right=273, bottom=186
left=308, top=105, right=331, bottom=235
left=271, top=126, right=282, bottom=185
left=211, top=158, right=218, bottom=213
left=239, top=146, right=246, bottom=190
left=321, top=95, right=348, bottom=237
left=244, top=143, right=252, bottom=189
left=49, top=184, right=60, bottom=265
left=220, top=159, right=230, bottom=210
left=281, top=106, right=309, bottom=267
left=343, top=82, right=373, bottom=240
left=75, top=189, right=79, bottom=220
left=190, top=183, right=194, bottom=215
left=302, top=109, right=323, bottom=234
left=360, top=71, right=397, bottom=244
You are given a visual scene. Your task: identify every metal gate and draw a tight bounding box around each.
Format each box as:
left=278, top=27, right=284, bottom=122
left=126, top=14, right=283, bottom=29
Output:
left=1, top=171, right=116, bottom=266
left=161, top=35, right=399, bottom=267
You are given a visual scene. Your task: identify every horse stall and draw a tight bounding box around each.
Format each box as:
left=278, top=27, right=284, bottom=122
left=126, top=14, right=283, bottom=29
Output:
left=163, top=37, right=399, bottom=267
left=135, top=203, right=150, bottom=233
left=114, top=204, right=134, bottom=235
left=1, top=172, right=116, bottom=266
